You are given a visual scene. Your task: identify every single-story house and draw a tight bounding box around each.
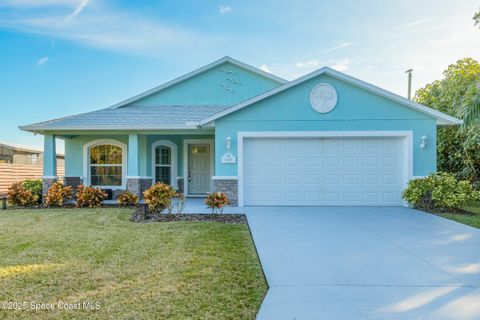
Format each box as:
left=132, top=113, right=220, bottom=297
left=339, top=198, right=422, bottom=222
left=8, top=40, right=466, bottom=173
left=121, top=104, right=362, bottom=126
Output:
left=20, top=57, right=461, bottom=206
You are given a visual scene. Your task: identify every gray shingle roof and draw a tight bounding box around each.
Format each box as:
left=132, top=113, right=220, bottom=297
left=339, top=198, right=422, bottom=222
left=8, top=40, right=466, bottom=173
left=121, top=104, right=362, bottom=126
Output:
left=20, top=105, right=231, bottom=131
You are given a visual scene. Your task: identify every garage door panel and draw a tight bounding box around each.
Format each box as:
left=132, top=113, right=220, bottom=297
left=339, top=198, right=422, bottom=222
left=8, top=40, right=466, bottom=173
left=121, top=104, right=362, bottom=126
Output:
left=243, top=136, right=405, bottom=206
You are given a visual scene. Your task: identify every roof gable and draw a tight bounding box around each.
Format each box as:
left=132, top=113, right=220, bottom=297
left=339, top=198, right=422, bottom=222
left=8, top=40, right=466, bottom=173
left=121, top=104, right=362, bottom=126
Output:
left=110, top=56, right=286, bottom=108
left=199, top=67, right=462, bottom=126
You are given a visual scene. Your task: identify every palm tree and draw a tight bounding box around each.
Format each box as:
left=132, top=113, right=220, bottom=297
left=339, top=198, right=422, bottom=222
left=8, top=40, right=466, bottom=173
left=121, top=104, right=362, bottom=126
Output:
left=461, top=83, right=480, bottom=128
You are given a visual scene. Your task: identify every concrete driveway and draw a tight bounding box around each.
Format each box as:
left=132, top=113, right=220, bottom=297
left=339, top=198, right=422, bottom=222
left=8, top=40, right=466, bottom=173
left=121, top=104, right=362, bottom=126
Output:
left=246, top=207, right=480, bottom=320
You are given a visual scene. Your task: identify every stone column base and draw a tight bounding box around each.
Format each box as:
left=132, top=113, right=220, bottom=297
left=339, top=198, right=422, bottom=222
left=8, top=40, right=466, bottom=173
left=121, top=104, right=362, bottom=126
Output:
left=177, top=178, right=184, bottom=194
left=42, top=177, right=58, bottom=200
left=127, top=178, right=153, bottom=199
left=213, top=179, right=238, bottom=206
left=64, top=176, right=83, bottom=199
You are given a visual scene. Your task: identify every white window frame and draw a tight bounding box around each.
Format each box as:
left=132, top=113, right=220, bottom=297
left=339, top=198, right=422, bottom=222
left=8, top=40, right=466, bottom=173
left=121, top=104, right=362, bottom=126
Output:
left=83, top=139, right=127, bottom=190
left=151, top=140, right=178, bottom=189
left=237, top=131, right=414, bottom=207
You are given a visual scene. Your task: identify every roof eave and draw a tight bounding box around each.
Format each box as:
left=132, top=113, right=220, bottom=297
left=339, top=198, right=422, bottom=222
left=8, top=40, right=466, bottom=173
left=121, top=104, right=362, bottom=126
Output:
left=19, top=125, right=203, bottom=132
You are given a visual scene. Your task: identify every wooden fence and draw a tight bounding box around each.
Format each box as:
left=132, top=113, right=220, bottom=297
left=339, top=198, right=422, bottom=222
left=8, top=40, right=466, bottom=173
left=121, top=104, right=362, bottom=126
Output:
left=0, top=164, right=65, bottom=193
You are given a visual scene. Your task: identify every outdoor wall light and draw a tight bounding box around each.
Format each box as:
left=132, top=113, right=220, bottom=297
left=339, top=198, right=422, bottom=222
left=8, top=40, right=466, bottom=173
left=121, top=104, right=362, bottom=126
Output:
left=420, top=135, right=428, bottom=149
left=226, top=136, right=232, bottom=150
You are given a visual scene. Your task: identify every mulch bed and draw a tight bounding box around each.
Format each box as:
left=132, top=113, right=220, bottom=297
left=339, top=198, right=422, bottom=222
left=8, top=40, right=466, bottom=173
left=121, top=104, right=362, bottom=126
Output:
left=130, top=206, right=246, bottom=224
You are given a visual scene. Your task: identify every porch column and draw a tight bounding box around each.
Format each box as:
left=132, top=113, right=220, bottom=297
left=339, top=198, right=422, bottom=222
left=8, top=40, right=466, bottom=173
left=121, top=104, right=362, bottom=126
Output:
left=126, top=134, right=150, bottom=198
left=128, top=134, right=139, bottom=177
left=42, top=134, right=57, bottom=196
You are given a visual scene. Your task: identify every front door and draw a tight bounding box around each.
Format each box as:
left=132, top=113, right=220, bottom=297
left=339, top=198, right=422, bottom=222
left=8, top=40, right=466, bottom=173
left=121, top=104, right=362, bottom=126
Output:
left=188, top=144, right=211, bottom=195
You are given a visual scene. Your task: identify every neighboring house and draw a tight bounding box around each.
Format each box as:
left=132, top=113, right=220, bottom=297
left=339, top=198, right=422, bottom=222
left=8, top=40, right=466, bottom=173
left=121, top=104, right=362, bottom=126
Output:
left=19, top=57, right=461, bottom=206
left=0, top=141, right=65, bottom=193
left=0, top=141, right=64, bottom=166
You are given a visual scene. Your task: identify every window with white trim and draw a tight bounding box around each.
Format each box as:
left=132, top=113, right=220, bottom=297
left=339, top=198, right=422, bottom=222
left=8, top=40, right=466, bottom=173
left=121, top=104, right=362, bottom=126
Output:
left=89, top=144, right=123, bottom=187
left=155, top=146, right=172, bottom=185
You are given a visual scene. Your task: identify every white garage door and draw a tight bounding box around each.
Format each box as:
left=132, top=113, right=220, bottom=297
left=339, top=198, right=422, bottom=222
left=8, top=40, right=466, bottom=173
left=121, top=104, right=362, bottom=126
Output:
left=243, top=136, right=406, bottom=206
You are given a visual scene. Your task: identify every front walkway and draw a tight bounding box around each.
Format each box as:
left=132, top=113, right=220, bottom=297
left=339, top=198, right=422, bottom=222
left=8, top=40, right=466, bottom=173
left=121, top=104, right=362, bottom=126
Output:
left=103, top=197, right=245, bottom=214
left=180, top=197, right=245, bottom=214
left=246, top=206, right=480, bottom=320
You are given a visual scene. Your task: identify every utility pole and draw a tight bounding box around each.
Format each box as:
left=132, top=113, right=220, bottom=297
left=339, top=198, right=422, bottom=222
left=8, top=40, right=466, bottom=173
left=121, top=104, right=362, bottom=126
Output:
left=405, top=68, right=413, bottom=100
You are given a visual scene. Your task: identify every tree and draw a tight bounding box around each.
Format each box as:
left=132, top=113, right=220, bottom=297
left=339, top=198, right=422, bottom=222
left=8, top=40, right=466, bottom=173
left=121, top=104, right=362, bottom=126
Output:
left=474, top=9, right=480, bottom=28
left=414, top=58, right=480, bottom=188
left=461, top=84, right=480, bottom=127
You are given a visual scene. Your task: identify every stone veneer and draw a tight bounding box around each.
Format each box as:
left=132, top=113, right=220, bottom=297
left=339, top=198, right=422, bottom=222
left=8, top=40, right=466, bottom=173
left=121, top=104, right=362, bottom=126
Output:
left=213, top=179, right=238, bottom=206
left=64, top=176, right=83, bottom=199
left=126, top=178, right=152, bottom=198
left=177, top=178, right=184, bottom=194
left=42, top=177, right=58, bottom=199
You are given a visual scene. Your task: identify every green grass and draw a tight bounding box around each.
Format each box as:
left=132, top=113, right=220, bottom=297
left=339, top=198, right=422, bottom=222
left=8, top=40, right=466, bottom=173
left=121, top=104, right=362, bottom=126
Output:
left=435, top=201, right=480, bottom=229
left=0, top=208, right=267, bottom=319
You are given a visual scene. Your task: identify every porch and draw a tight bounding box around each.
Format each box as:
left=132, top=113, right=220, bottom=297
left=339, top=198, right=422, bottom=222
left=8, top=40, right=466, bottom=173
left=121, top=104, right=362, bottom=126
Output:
left=41, top=133, right=238, bottom=205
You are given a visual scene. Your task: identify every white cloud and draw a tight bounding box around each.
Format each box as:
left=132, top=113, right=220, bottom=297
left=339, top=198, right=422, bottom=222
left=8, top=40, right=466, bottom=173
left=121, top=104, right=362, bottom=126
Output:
left=219, top=5, right=232, bottom=14
left=322, top=42, right=352, bottom=53
left=296, top=60, right=320, bottom=68
left=401, top=19, right=430, bottom=29
left=330, top=58, right=351, bottom=71
left=36, top=56, right=49, bottom=65
left=64, top=0, right=90, bottom=22
left=0, top=2, right=210, bottom=55
left=260, top=64, right=271, bottom=73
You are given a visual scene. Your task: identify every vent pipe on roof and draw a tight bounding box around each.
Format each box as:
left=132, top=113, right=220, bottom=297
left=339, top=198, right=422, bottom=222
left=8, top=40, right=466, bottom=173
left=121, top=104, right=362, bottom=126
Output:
left=405, top=69, right=413, bottom=100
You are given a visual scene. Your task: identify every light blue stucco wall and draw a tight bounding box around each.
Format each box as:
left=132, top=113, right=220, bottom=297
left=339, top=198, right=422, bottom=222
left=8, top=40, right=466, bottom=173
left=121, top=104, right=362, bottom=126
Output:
left=64, top=134, right=214, bottom=178
left=214, top=73, right=437, bottom=177
left=125, top=62, right=282, bottom=106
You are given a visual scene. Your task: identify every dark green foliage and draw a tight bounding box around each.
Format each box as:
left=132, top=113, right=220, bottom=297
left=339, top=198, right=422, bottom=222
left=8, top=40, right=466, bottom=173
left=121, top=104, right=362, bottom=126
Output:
left=403, top=172, right=479, bottom=211
left=22, top=179, right=42, bottom=203
left=415, top=58, right=480, bottom=188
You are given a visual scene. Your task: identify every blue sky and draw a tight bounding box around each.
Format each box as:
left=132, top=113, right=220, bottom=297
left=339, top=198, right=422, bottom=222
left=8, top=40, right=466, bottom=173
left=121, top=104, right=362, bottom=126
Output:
left=0, top=0, right=479, bottom=152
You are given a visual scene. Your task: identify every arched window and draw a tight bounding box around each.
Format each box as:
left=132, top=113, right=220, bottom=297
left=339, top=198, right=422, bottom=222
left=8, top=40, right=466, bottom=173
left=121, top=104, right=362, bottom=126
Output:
left=152, top=140, right=177, bottom=188
left=83, top=139, right=126, bottom=189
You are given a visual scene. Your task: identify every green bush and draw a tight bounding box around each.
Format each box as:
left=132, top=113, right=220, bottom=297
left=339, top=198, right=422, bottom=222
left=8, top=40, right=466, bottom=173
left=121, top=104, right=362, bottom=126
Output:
left=22, top=179, right=42, bottom=204
left=403, top=172, right=480, bottom=210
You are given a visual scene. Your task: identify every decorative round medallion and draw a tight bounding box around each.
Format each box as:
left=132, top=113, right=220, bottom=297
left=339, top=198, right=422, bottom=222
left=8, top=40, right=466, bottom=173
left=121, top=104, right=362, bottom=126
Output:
left=309, top=83, right=338, bottom=113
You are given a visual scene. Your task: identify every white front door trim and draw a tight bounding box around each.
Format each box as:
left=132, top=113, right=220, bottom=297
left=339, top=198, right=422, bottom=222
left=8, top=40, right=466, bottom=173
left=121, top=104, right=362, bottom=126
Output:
left=183, top=139, right=214, bottom=197
left=237, top=131, right=414, bottom=207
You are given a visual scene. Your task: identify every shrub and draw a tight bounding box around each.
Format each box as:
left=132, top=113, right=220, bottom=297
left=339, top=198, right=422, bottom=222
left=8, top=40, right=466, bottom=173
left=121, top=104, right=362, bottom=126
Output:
left=403, top=172, right=480, bottom=210
left=205, top=192, right=230, bottom=214
left=117, top=191, right=139, bottom=207
left=22, top=179, right=43, bottom=203
left=166, top=192, right=185, bottom=214
left=7, top=182, right=39, bottom=207
left=45, top=182, right=72, bottom=207
left=143, top=183, right=176, bottom=213
left=76, top=185, right=107, bottom=208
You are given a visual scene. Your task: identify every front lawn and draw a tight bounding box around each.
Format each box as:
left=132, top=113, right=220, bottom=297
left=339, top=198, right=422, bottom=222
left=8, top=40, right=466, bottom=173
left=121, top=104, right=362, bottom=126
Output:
left=435, top=201, right=480, bottom=229
left=0, top=208, right=266, bottom=319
